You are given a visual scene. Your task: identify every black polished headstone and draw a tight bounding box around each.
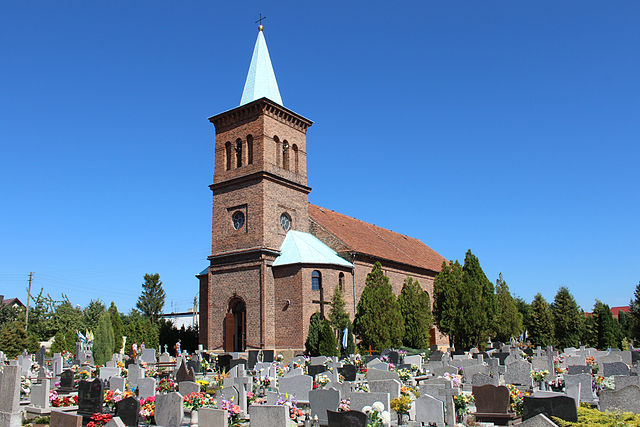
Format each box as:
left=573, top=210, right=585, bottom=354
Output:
left=429, top=345, right=439, bottom=351
left=176, top=363, right=195, bottom=383
left=261, top=350, right=274, bottom=363
left=217, top=354, right=232, bottom=372
left=327, top=410, right=368, bottom=427
left=77, top=379, right=104, bottom=421
left=308, top=364, right=328, bottom=378
left=60, top=369, right=74, bottom=391
left=632, top=351, right=640, bottom=365
left=472, top=385, right=510, bottom=414
left=36, top=345, right=47, bottom=367
left=387, top=351, right=399, bottom=365
left=567, top=365, right=591, bottom=375
left=248, top=350, right=259, bottom=369
left=186, top=359, right=200, bottom=374
left=229, top=358, right=247, bottom=370
left=523, top=348, right=534, bottom=356
left=338, top=365, right=357, bottom=382
left=493, top=352, right=510, bottom=365
left=116, top=396, right=140, bottom=426
left=472, top=352, right=488, bottom=360
left=396, top=363, right=412, bottom=370
left=364, top=356, right=378, bottom=363
left=429, top=351, right=444, bottom=361
left=522, top=396, right=578, bottom=422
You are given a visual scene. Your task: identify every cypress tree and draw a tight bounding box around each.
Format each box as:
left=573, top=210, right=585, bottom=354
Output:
left=513, top=296, right=531, bottom=341
left=93, top=312, right=115, bottom=365
left=0, top=321, right=39, bottom=358
left=462, top=250, right=495, bottom=348
left=136, top=273, right=166, bottom=323
left=108, top=302, right=123, bottom=354
left=328, top=284, right=353, bottom=356
left=305, top=312, right=323, bottom=356
left=398, top=277, right=432, bottom=349
left=353, top=262, right=404, bottom=352
left=630, top=281, right=640, bottom=346
left=318, top=318, right=339, bottom=356
left=592, top=300, right=620, bottom=350
left=493, top=274, right=523, bottom=342
left=529, top=293, right=554, bottom=347
left=551, top=287, right=582, bottom=350
left=433, top=260, right=464, bottom=348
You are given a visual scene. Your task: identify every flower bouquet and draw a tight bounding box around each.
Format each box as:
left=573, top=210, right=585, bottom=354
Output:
left=453, top=393, right=474, bottom=422
left=507, top=384, right=525, bottom=416
left=396, top=368, right=411, bottom=382
left=219, top=398, right=246, bottom=426
left=183, top=392, right=215, bottom=411
left=338, top=398, right=350, bottom=412
left=276, top=394, right=305, bottom=422
left=391, top=394, right=413, bottom=424
left=139, top=396, right=155, bottom=425
left=156, top=378, right=175, bottom=393
left=50, top=391, right=78, bottom=407
left=531, top=369, right=549, bottom=382
left=362, top=401, right=390, bottom=426
left=87, top=413, right=112, bottom=427
left=314, top=373, right=330, bottom=389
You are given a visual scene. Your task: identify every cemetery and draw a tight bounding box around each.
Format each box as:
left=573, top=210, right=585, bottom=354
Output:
left=2, top=339, right=640, bottom=426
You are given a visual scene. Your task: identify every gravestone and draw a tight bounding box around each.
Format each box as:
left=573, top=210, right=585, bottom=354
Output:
left=104, top=418, right=126, bottom=427
left=137, top=377, right=156, bottom=400
left=520, top=413, right=558, bottom=427
left=59, top=369, right=74, bottom=392
left=175, top=362, right=195, bottom=383
left=429, top=351, right=444, bottom=361
left=415, top=393, right=445, bottom=427
left=217, top=354, right=232, bottom=372
left=278, top=374, right=313, bottom=401
left=327, top=410, right=368, bottom=427
left=602, top=362, right=630, bottom=377
left=140, top=348, right=156, bottom=364
left=505, top=360, right=532, bottom=386
left=404, top=355, right=422, bottom=370
left=218, top=386, right=240, bottom=405
left=368, top=379, right=401, bottom=401
left=229, top=358, right=246, bottom=370
left=30, top=379, right=51, bottom=408
left=339, top=365, right=357, bottom=381
left=386, top=351, right=399, bottom=365
left=179, top=380, right=201, bottom=396
left=463, top=364, right=490, bottom=382
left=522, top=396, right=578, bottom=422
left=613, top=375, right=640, bottom=390
left=36, top=345, right=47, bottom=367
left=52, top=353, right=64, bottom=376
left=347, top=392, right=391, bottom=414
left=115, top=396, right=140, bottom=426
left=247, top=350, right=259, bottom=370
left=77, top=379, right=105, bottom=422
left=565, top=383, right=581, bottom=407
left=564, top=374, right=596, bottom=404
left=309, top=388, right=340, bottom=425
left=198, top=407, right=228, bottom=427
left=599, top=385, right=640, bottom=414
left=261, top=350, right=274, bottom=363
left=187, top=359, right=200, bottom=374
left=366, top=368, right=400, bottom=382
left=567, top=365, right=591, bottom=375
left=155, top=392, right=184, bottom=427
left=249, top=404, right=290, bottom=427
left=307, top=364, right=327, bottom=378
left=0, top=365, right=22, bottom=427
left=493, top=352, right=510, bottom=365
left=284, top=367, right=304, bottom=377
left=473, top=385, right=511, bottom=419
left=109, top=376, right=126, bottom=392
left=99, top=367, right=120, bottom=381
left=50, top=410, right=82, bottom=427
left=127, top=364, right=144, bottom=388
left=472, top=373, right=499, bottom=387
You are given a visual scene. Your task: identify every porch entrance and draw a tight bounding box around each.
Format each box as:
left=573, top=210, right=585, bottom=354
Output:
left=224, top=298, right=246, bottom=352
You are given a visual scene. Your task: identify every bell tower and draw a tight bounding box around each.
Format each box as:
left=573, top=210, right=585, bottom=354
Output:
left=199, top=25, right=313, bottom=350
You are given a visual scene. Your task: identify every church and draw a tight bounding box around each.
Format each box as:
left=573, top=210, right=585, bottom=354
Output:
left=198, top=25, right=448, bottom=352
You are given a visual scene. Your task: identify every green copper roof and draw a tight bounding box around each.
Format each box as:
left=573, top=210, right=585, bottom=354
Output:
left=273, top=230, right=353, bottom=268
left=240, top=29, right=283, bottom=106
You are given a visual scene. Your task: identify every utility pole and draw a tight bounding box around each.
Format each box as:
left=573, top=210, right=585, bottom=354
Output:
left=25, top=272, right=33, bottom=331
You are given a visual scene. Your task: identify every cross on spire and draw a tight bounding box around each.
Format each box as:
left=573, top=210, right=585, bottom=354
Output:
left=255, top=13, right=267, bottom=29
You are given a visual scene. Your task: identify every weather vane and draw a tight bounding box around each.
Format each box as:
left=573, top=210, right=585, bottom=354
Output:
left=255, top=13, right=266, bottom=31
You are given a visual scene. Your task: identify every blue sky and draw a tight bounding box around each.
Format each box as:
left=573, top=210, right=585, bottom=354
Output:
left=1, top=1, right=638, bottom=314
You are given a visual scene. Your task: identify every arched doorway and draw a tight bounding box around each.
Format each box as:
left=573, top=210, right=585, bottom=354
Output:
left=224, top=297, right=246, bottom=352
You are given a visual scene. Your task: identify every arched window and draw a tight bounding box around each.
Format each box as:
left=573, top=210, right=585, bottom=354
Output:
left=292, top=144, right=299, bottom=173
left=235, top=139, right=242, bottom=168
left=312, top=270, right=322, bottom=290
left=247, top=135, right=253, bottom=165
left=274, top=136, right=280, bottom=166
left=225, top=142, right=232, bottom=171
left=282, top=140, right=289, bottom=170
left=338, top=272, right=345, bottom=291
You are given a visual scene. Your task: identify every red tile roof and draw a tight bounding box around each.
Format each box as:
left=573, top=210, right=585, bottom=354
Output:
left=309, top=204, right=446, bottom=272
left=611, top=306, right=631, bottom=317
left=0, top=297, right=24, bottom=308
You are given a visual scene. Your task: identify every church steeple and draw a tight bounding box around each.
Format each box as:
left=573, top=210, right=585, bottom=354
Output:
left=240, top=26, right=283, bottom=106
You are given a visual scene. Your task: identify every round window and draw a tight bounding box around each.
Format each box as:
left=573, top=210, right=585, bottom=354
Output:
left=232, top=211, right=245, bottom=230
left=280, top=212, right=291, bottom=231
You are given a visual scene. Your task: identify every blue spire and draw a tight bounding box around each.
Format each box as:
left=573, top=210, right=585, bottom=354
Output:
left=240, top=27, right=283, bottom=106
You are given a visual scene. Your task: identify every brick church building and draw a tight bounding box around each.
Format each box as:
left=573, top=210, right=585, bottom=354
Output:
left=198, top=25, right=447, bottom=352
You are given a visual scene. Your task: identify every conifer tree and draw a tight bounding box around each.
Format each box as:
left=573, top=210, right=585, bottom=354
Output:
left=630, top=281, right=640, bottom=345
left=433, top=260, right=464, bottom=348
left=462, top=250, right=496, bottom=348
left=592, top=300, right=620, bottom=350
left=353, top=262, right=404, bottom=352
left=136, top=273, right=166, bottom=323
left=0, top=321, right=39, bottom=358
left=93, top=312, right=115, bottom=365
left=551, top=287, right=582, bottom=350
left=493, top=274, right=523, bottom=342
left=328, top=284, right=352, bottom=356
left=514, top=296, right=531, bottom=341
left=108, top=302, right=123, bottom=354
left=305, top=312, right=323, bottom=356
left=398, top=277, right=432, bottom=349
left=318, top=318, right=339, bottom=356
left=529, top=293, right=554, bottom=347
